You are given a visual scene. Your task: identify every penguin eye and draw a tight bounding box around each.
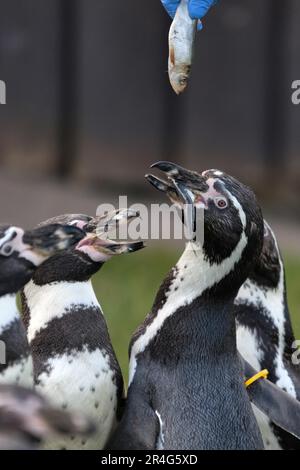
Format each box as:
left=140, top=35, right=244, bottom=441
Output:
left=214, top=197, right=228, bottom=209
left=1, top=244, right=13, bottom=256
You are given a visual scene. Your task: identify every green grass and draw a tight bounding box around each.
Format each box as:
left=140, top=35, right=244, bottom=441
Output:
left=92, top=247, right=300, bottom=383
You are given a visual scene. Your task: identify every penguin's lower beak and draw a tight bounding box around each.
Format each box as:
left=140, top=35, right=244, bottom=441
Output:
left=23, top=224, right=85, bottom=256
left=76, top=234, right=145, bottom=263
left=77, top=235, right=144, bottom=256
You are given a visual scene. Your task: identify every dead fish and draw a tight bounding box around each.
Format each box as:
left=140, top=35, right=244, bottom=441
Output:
left=168, top=0, right=197, bottom=94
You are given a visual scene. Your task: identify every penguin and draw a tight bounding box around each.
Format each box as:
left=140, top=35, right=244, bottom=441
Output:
left=21, top=211, right=144, bottom=450
left=109, top=162, right=265, bottom=450
left=0, top=383, right=95, bottom=450
left=235, top=220, right=300, bottom=449
left=0, top=223, right=84, bottom=387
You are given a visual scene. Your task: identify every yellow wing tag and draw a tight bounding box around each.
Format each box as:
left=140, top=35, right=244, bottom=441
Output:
left=245, top=369, right=269, bottom=388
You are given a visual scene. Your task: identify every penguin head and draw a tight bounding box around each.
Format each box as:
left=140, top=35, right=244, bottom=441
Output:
left=146, top=162, right=264, bottom=292
left=0, top=224, right=85, bottom=295
left=76, top=209, right=144, bottom=263
left=32, top=211, right=144, bottom=284
left=250, top=220, right=282, bottom=288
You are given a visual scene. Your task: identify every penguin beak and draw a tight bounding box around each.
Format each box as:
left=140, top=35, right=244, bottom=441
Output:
left=146, top=161, right=208, bottom=238
left=77, top=235, right=144, bottom=257
left=23, top=224, right=85, bottom=257
left=76, top=209, right=144, bottom=261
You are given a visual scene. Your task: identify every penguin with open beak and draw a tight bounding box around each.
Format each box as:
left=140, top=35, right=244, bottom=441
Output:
left=110, top=162, right=265, bottom=450
left=109, top=162, right=300, bottom=450
left=0, top=224, right=85, bottom=387
left=21, top=210, right=144, bottom=450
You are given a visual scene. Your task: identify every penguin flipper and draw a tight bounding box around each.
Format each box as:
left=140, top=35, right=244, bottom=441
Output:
left=242, top=357, right=300, bottom=440
left=107, top=395, right=160, bottom=450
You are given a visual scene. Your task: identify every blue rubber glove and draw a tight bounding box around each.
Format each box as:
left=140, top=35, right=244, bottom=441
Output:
left=161, top=0, right=218, bottom=30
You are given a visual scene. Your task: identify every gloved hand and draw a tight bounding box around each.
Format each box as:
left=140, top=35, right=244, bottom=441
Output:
left=161, top=0, right=218, bottom=29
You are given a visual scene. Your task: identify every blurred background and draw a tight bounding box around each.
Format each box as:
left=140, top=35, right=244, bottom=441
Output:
left=0, top=0, right=299, bottom=379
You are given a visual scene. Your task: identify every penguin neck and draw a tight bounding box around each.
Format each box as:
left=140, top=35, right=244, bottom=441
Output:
left=0, top=293, right=19, bottom=335
left=22, top=278, right=101, bottom=345
left=237, top=259, right=294, bottom=358
left=129, top=242, right=241, bottom=384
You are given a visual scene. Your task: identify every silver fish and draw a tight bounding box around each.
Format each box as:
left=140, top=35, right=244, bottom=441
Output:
left=168, top=0, right=197, bottom=94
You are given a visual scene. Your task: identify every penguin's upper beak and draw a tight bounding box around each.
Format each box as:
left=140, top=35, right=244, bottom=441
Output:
left=146, top=161, right=208, bottom=237
left=23, top=224, right=86, bottom=256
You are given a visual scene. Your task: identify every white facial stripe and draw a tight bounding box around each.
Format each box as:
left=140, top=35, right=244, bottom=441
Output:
left=201, top=169, right=223, bottom=177
left=69, top=219, right=87, bottom=230
left=224, top=189, right=247, bottom=229
left=25, top=280, right=100, bottom=343
left=0, top=227, right=17, bottom=249
left=0, top=294, right=19, bottom=334
left=129, top=230, right=248, bottom=385
left=0, top=227, right=28, bottom=256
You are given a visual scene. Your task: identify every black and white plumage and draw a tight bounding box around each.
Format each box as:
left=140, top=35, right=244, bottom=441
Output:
left=0, top=224, right=84, bottom=387
left=109, top=162, right=265, bottom=450
left=21, top=212, right=144, bottom=450
left=235, top=221, right=300, bottom=449
left=0, top=384, right=95, bottom=449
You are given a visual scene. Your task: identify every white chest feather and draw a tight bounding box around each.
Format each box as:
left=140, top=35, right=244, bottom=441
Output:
left=37, top=348, right=118, bottom=450
left=0, top=356, right=33, bottom=388
left=0, top=294, right=19, bottom=335
left=129, top=225, right=247, bottom=385
left=25, top=280, right=99, bottom=343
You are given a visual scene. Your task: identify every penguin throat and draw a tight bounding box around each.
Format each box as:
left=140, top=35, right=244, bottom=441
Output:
left=128, top=238, right=246, bottom=385
left=22, top=279, right=100, bottom=343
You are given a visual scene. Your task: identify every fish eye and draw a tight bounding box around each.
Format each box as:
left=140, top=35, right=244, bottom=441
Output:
left=214, top=197, right=228, bottom=209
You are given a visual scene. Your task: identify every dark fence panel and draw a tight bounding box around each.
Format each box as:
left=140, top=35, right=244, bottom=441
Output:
left=0, top=0, right=299, bottom=194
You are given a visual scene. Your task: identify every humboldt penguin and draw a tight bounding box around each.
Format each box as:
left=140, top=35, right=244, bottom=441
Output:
left=235, top=220, right=300, bottom=449
left=21, top=211, right=144, bottom=450
left=109, top=162, right=265, bottom=450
